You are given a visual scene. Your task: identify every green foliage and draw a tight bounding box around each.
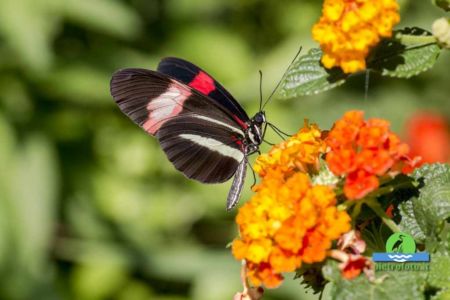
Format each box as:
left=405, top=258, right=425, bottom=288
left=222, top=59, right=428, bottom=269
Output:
left=398, top=200, right=427, bottom=242
left=295, top=263, right=328, bottom=294
left=411, top=164, right=450, bottom=237
left=432, top=0, right=450, bottom=11
left=278, top=48, right=347, bottom=99
left=369, top=27, right=441, bottom=78
left=323, top=262, right=427, bottom=300
left=323, top=163, right=450, bottom=299
left=428, top=254, right=450, bottom=289
left=279, top=28, right=442, bottom=100
left=398, top=164, right=450, bottom=243
left=412, top=163, right=450, bottom=186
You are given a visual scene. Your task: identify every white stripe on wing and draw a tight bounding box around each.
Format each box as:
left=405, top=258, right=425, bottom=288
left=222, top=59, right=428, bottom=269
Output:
left=179, top=134, right=244, bottom=162
left=191, top=115, right=245, bottom=136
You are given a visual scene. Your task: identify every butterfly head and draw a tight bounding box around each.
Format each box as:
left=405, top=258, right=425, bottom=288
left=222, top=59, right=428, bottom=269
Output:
left=252, top=111, right=266, bottom=126
left=246, top=111, right=266, bottom=150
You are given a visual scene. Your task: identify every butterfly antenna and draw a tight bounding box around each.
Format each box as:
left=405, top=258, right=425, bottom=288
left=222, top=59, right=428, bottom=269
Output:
left=262, top=46, right=303, bottom=110
left=258, top=70, right=263, bottom=112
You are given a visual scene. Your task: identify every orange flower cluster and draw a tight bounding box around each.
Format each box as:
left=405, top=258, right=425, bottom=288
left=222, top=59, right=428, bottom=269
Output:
left=232, top=123, right=350, bottom=288
left=326, top=111, right=411, bottom=200
left=312, top=0, right=400, bottom=73
left=254, top=122, right=327, bottom=177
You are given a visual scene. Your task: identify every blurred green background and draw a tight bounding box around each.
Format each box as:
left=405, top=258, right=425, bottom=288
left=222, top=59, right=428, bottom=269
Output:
left=0, top=0, right=448, bottom=299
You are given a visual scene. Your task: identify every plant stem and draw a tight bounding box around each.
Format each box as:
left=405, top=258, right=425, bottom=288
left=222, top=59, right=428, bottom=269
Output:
left=351, top=201, right=363, bottom=221
left=367, top=179, right=414, bottom=198
left=365, top=198, right=401, bottom=233
left=337, top=199, right=356, bottom=211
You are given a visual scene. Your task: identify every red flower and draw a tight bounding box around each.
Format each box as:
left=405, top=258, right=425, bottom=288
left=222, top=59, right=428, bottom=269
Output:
left=327, top=146, right=357, bottom=175
left=405, top=112, right=450, bottom=164
left=340, top=254, right=372, bottom=280
left=344, top=170, right=379, bottom=202
left=331, top=230, right=374, bottom=281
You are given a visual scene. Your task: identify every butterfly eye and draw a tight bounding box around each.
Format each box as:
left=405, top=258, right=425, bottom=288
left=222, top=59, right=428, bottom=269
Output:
left=254, top=113, right=264, bottom=124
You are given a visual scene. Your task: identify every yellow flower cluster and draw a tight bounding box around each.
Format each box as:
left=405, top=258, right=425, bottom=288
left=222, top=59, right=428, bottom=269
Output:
left=312, top=0, right=400, bottom=73
left=254, top=122, right=326, bottom=177
left=232, top=123, right=351, bottom=288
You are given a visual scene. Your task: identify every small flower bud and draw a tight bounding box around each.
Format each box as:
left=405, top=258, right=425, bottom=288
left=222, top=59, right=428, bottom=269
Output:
left=432, top=17, right=450, bottom=48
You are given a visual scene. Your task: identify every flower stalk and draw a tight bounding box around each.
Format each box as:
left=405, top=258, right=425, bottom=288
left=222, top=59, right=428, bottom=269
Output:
left=364, top=198, right=401, bottom=233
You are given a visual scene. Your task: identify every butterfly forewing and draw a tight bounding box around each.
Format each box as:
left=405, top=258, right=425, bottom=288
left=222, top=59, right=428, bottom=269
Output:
left=157, top=57, right=250, bottom=125
left=111, top=68, right=244, bottom=134
left=110, top=67, right=246, bottom=184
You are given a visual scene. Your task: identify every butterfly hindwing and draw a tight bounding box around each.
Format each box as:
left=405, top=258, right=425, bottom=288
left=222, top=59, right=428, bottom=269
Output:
left=157, top=57, right=250, bottom=126
left=156, top=114, right=245, bottom=183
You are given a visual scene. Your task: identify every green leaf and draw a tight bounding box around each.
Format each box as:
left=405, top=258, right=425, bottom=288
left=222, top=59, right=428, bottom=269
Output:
left=295, top=263, right=327, bottom=294
left=414, top=183, right=450, bottom=236
left=412, top=163, right=450, bottom=186
left=368, top=27, right=441, bottom=78
left=323, top=261, right=427, bottom=300
left=431, top=289, right=450, bottom=300
left=278, top=48, right=347, bottom=99
left=398, top=164, right=450, bottom=244
left=398, top=199, right=427, bottom=242
left=412, top=164, right=450, bottom=238
left=427, top=254, right=450, bottom=289
left=432, top=0, right=450, bottom=11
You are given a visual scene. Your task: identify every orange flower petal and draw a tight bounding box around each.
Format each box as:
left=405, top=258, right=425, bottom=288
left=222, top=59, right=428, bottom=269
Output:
left=344, top=170, right=379, bottom=199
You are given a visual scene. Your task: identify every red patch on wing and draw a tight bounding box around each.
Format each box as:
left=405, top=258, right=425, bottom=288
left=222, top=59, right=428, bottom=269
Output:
left=231, top=135, right=244, bottom=151
left=231, top=135, right=244, bottom=150
left=232, top=115, right=248, bottom=129
left=189, top=71, right=215, bottom=95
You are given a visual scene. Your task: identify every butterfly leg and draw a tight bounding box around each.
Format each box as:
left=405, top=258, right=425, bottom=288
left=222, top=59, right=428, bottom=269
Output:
left=242, top=155, right=257, bottom=189
left=261, top=122, right=276, bottom=145
left=268, top=122, right=292, bottom=140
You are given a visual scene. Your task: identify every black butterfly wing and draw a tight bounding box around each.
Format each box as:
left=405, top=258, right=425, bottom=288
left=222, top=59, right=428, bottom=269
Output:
left=110, top=68, right=246, bottom=135
left=157, top=57, right=250, bottom=126
left=156, top=113, right=245, bottom=183
left=110, top=68, right=246, bottom=183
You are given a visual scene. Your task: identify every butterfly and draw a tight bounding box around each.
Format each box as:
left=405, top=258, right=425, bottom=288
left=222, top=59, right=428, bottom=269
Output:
left=110, top=57, right=266, bottom=210
left=109, top=53, right=300, bottom=210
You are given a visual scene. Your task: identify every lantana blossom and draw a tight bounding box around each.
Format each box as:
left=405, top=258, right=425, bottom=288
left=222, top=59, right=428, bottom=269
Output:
left=232, top=123, right=351, bottom=288
left=325, top=110, right=414, bottom=200
left=312, top=0, right=400, bottom=73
